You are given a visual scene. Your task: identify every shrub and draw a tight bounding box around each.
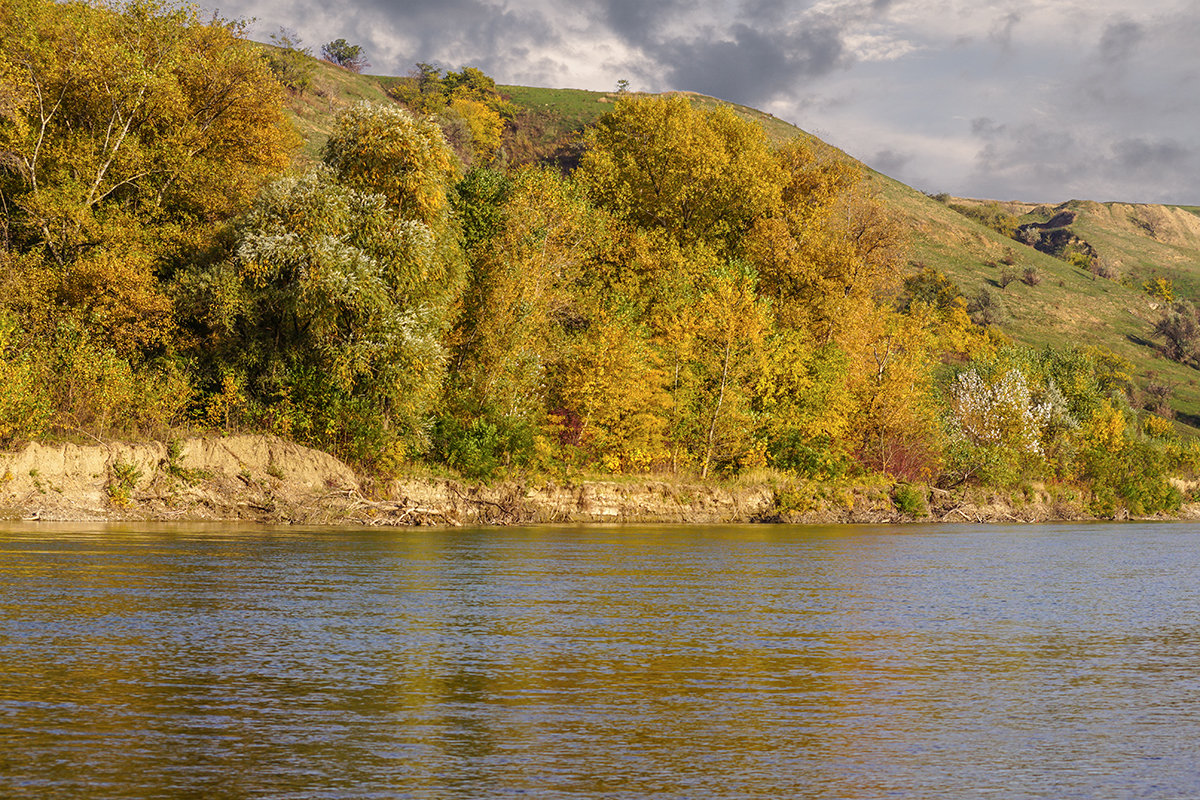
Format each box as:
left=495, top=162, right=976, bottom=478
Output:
left=1079, top=421, right=1181, bottom=516
left=107, top=459, right=142, bottom=506
left=0, top=315, right=52, bottom=447
left=893, top=483, right=928, bottom=516
left=266, top=29, right=314, bottom=93
left=768, top=432, right=850, bottom=480
left=968, top=288, right=1003, bottom=326
left=1144, top=277, right=1174, bottom=303
left=432, top=416, right=535, bottom=480
left=1154, top=300, right=1200, bottom=364
left=1021, top=267, right=1041, bottom=286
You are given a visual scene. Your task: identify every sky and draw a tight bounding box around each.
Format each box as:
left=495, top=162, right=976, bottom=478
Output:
left=216, top=0, right=1200, bottom=204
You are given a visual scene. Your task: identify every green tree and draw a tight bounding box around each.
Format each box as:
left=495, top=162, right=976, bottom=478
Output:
left=266, top=28, right=314, bottom=92
left=321, top=38, right=368, bottom=72
left=177, top=169, right=453, bottom=464
left=179, top=102, right=464, bottom=466
left=445, top=66, right=498, bottom=100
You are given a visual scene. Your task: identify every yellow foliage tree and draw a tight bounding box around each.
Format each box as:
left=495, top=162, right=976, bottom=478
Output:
left=323, top=101, right=459, bottom=228
left=448, top=97, right=504, bottom=165
left=0, top=0, right=294, bottom=264
left=745, top=140, right=905, bottom=343
left=551, top=313, right=672, bottom=473
left=577, top=94, right=782, bottom=255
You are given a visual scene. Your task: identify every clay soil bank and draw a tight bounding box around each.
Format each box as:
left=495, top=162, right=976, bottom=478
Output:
left=2, top=435, right=1196, bottom=527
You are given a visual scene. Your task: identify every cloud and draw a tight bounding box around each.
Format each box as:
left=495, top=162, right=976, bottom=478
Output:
left=963, top=119, right=1198, bottom=203
left=971, top=118, right=1007, bottom=139
left=1098, top=16, right=1144, bottom=64
left=1111, top=137, right=1192, bottom=173
left=988, top=11, right=1021, bottom=52
left=872, top=148, right=910, bottom=175
left=586, top=0, right=911, bottom=105
left=656, top=23, right=847, bottom=105
left=214, top=0, right=1200, bottom=203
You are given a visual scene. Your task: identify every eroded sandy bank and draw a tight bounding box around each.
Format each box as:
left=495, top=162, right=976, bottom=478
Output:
left=2, top=435, right=1196, bottom=526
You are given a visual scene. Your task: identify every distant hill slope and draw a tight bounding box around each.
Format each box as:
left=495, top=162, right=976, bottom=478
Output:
left=910, top=192, right=1200, bottom=426
left=265, top=50, right=1200, bottom=429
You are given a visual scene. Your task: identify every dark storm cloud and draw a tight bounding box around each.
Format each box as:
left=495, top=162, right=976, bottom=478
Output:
left=585, top=0, right=903, bottom=106
left=1111, top=137, right=1192, bottom=172
left=241, top=0, right=886, bottom=105
left=872, top=149, right=910, bottom=175
left=355, top=0, right=557, bottom=69
left=657, top=22, right=847, bottom=105
left=1098, top=17, right=1144, bottom=64
left=594, top=0, right=688, bottom=45
left=988, top=12, right=1021, bottom=52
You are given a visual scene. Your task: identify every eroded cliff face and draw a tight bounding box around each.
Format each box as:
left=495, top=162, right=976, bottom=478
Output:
left=0, top=436, right=359, bottom=523
left=3, top=435, right=1198, bottom=526
left=0, top=436, right=788, bottom=525
left=0, top=435, right=877, bottom=525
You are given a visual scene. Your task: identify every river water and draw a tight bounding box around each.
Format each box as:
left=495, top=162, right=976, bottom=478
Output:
left=2, top=521, right=1199, bottom=799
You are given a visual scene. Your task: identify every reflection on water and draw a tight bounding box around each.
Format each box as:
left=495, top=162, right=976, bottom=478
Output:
left=2, top=522, right=1200, bottom=798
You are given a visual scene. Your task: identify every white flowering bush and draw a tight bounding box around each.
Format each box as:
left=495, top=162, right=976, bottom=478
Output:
left=950, top=367, right=1052, bottom=455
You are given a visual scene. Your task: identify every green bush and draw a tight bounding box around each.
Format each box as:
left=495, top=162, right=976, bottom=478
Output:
left=432, top=416, right=535, bottom=480
left=768, top=433, right=850, bottom=480
left=107, top=459, right=142, bottom=505
left=1081, top=437, right=1181, bottom=516
left=893, top=483, right=928, bottom=516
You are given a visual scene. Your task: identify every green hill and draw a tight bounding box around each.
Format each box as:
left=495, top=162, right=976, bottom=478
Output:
left=271, top=52, right=1200, bottom=429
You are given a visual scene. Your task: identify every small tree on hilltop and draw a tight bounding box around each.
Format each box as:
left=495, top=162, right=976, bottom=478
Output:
left=321, top=38, right=369, bottom=72
left=268, top=28, right=315, bottom=93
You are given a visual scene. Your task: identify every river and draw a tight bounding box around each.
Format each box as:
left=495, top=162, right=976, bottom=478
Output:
left=1, top=521, right=1199, bottom=798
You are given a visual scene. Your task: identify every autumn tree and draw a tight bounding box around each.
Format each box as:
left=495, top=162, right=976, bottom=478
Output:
left=323, top=101, right=459, bottom=230
left=0, top=0, right=294, bottom=269
left=688, top=262, right=773, bottom=476
left=745, top=140, right=904, bottom=341
left=577, top=94, right=782, bottom=255
left=178, top=103, right=464, bottom=467
left=0, top=0, right=293, bottom=438
left=438, top=167, right=600, bottom=474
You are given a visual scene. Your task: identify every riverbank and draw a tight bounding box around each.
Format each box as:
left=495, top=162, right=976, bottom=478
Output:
left=2, top=435, right=1196, bottom=525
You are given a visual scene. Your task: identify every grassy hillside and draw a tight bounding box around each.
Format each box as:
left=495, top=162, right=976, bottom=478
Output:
left=922, top=193, right=1200, bottom=426
left=268, top=52, right=1200, bottom=428
left=271, top=52, right=394, bottom=163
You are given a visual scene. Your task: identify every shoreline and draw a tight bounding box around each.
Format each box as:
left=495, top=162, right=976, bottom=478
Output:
left=2, top=435, right=1196, bottom=527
